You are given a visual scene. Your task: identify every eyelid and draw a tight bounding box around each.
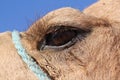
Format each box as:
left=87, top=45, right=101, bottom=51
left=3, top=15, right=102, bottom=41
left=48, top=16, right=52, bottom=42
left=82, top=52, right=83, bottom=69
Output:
left=37, top=26, right=91, bottom=51
left=42, top=37, right=77, bottom=50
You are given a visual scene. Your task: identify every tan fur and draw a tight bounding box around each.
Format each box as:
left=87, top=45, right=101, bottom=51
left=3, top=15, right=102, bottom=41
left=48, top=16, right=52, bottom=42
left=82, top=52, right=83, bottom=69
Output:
left=0, top=0, right=120, bottom=80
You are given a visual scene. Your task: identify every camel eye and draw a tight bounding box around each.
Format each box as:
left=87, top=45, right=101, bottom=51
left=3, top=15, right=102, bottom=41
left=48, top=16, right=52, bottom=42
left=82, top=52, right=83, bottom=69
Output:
left=37, top=26, right=91, bottom=50
left=45, top=28, right=77, bottom=46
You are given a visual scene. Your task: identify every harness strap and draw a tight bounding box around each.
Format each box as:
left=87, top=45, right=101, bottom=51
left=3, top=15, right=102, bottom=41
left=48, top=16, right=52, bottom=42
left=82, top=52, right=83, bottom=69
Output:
left=12, top=30, right=51, bottom=80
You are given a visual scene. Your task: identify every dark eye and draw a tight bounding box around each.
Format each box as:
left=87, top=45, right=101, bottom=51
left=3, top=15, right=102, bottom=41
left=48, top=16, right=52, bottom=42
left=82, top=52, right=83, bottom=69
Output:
left=37, top=26, right=91, bottom=50
left=45, top=28, right=77, bottom=46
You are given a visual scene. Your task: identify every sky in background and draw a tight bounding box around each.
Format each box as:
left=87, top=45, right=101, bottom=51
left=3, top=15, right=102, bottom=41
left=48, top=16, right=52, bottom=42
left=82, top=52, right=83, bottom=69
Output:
left=0, top=0, right=97, bottom=32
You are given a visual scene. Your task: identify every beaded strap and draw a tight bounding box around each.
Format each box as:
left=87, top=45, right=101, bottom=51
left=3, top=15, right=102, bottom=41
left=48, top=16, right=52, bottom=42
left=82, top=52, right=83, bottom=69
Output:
left=12, top=30, right=51, bottom=80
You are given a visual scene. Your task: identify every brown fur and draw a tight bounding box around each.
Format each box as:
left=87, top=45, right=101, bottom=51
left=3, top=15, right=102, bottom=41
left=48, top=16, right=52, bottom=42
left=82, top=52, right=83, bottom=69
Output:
left=0, top=0, right=120, bottom=80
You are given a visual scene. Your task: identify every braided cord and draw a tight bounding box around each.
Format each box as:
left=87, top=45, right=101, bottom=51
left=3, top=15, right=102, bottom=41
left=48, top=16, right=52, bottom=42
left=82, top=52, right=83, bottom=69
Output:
left=12, top=30, right=51, bottom=80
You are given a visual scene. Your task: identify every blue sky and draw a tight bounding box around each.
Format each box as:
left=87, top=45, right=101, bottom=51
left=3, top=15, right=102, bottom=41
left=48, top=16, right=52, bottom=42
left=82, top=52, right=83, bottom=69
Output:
left=0, top=0, right=97, bottom=32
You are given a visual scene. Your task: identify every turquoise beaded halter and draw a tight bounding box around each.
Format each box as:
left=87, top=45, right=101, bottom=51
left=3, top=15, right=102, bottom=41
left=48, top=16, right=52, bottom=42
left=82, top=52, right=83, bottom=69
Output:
left=12, top=30, right=51, bottom=80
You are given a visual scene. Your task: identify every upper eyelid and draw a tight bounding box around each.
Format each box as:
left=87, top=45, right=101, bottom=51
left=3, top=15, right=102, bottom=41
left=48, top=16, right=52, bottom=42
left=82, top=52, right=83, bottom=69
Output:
left=45, top=25, right=91, bottom=36
left=44, top=15, right=110, bottom=30
left=46, top=21, right=85, bottom=30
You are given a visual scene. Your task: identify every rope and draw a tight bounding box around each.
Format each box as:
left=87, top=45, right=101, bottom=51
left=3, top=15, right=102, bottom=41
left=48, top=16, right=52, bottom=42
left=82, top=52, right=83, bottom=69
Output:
left=12, top=30, right=51, bottom=80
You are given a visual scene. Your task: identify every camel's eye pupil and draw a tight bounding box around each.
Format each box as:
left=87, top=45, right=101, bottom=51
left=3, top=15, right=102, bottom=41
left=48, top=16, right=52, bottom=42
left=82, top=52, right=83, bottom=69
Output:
left=45, top=29, right=78, bottom=46
left=37, top=26, right=91, bottom=50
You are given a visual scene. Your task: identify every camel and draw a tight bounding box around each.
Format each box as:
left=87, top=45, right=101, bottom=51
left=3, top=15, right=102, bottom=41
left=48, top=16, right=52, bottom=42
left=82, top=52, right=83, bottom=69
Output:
left=0, top=0, right=119, bottom=80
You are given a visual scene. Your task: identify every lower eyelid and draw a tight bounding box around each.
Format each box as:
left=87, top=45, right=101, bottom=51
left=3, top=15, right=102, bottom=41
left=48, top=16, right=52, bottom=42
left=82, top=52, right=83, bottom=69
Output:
left=44, top=38, right=77, bottom=50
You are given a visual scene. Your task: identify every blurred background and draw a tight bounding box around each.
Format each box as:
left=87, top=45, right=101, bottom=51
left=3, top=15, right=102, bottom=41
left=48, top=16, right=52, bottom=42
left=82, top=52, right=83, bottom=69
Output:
left=0, top=0, right=97, bottom=32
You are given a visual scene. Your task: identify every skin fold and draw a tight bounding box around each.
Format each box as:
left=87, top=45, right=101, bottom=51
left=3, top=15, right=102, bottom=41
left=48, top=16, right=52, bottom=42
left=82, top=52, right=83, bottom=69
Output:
left=0, top=0, right=119, bottom=80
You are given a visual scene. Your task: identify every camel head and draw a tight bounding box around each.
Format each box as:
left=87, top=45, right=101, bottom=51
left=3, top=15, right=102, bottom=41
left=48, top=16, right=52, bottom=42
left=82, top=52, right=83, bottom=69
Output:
left=0, top=0, right=119, bottom=80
